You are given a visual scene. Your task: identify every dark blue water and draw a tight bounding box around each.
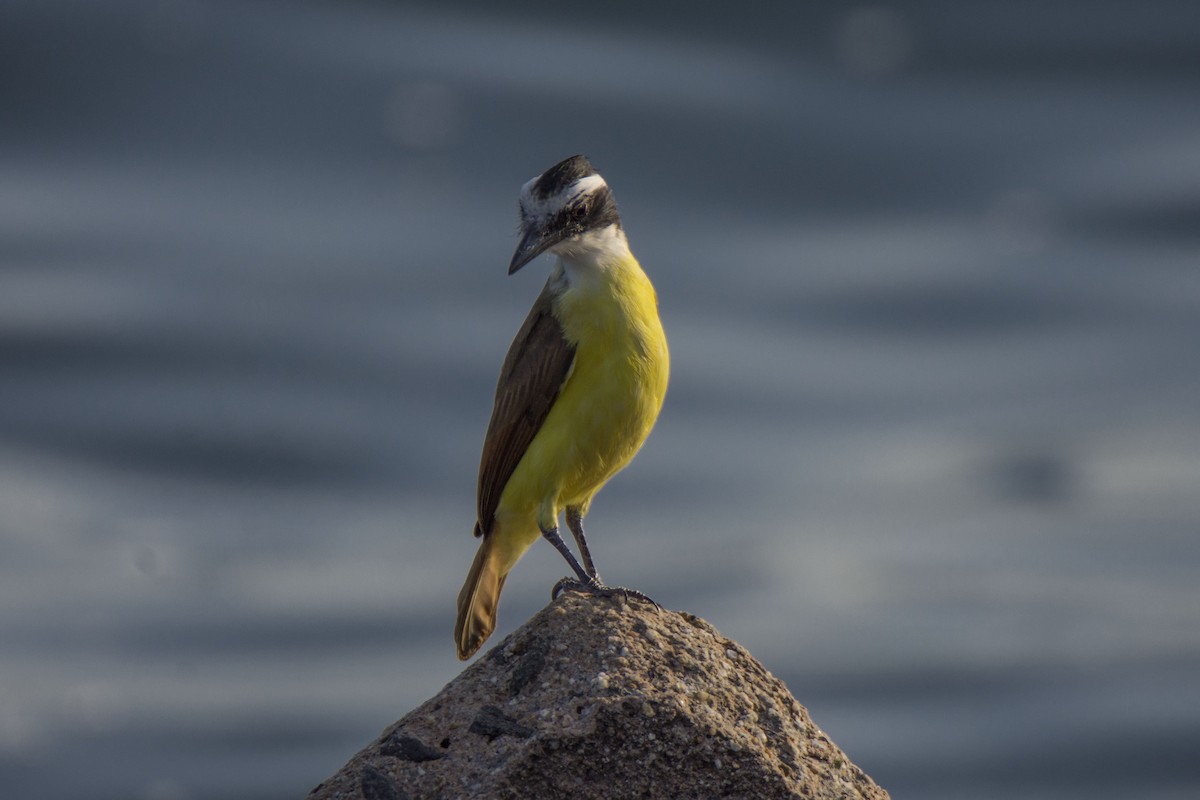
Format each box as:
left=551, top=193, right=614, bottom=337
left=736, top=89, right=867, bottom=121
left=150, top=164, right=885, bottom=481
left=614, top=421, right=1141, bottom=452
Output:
left=3, top=2, right=1199, bottom=798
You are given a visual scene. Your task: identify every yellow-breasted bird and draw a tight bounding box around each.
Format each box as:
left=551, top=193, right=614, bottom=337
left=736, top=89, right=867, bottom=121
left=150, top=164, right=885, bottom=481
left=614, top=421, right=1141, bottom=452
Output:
left=454, top=155, right=669, bottom=660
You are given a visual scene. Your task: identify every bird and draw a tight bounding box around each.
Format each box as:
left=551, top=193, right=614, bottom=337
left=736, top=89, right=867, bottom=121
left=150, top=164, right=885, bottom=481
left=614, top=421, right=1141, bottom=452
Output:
left=454, top=154, right=670, bottom=660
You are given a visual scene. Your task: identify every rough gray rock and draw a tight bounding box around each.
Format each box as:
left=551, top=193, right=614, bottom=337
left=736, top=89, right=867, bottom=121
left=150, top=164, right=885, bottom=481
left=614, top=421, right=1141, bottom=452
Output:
left=308, top=593, right=890, bottom=800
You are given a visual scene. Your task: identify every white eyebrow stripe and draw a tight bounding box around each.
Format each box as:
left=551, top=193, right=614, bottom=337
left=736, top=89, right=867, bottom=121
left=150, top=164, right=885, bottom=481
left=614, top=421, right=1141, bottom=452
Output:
left=521, top=173, right=609, bottom=219
left=566, top=174, right=607, bottom=201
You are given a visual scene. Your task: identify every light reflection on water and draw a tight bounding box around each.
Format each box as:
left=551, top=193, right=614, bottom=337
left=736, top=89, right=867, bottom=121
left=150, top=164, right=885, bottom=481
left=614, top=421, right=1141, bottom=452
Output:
left=2, top=2, right=1200, bottom=798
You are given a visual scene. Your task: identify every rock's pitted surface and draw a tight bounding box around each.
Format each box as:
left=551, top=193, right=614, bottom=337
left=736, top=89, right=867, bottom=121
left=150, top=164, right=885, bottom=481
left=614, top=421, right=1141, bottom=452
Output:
left=309, top=593, right=889, bottom=799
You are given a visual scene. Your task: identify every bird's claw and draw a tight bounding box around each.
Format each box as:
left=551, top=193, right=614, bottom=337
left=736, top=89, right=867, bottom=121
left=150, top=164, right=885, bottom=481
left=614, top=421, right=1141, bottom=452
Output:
left=552, top=577, right=661, bottom=610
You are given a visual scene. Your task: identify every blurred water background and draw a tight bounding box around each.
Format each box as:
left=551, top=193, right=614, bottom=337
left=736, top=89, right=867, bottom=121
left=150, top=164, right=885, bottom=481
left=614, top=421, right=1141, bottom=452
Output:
left=3, top=1, right=1199, bottom=798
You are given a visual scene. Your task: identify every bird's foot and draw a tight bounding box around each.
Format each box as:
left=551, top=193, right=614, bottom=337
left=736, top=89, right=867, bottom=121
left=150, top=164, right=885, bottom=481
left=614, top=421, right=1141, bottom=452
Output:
left=552, top=577, right=661, bottom=610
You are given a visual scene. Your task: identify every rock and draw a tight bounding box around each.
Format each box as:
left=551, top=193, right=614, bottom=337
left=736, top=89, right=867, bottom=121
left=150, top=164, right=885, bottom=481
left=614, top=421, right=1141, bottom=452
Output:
left=308, top=593, right=890, bottom=800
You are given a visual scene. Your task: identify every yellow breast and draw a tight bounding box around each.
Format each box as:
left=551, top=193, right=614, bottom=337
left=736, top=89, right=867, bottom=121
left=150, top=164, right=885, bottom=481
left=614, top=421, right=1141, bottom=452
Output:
left=496, top=252, right=669, bottom=534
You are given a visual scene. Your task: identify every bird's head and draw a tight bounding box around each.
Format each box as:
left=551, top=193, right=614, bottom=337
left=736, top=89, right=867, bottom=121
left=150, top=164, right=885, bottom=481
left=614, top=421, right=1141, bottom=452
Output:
left=509, top=154, right=623, bottom=274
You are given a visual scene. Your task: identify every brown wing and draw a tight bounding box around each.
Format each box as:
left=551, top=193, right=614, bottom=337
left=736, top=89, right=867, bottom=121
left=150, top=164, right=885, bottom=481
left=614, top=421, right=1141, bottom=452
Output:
left=475, top=281, right=575, bottom=538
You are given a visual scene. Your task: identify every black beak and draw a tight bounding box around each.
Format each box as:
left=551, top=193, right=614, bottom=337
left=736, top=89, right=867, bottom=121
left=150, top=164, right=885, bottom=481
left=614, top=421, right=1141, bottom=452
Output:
left=508, top=224, right=567, bottom=275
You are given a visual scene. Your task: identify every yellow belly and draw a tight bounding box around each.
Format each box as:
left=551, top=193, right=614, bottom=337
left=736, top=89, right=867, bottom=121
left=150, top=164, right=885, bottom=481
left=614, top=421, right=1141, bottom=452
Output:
left=490, top=255, right=668, bottom=572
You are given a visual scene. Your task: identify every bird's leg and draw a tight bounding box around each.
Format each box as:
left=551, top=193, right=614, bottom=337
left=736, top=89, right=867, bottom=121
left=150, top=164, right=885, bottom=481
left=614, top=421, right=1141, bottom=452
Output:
left=539, top=523, right=601, bottom=590
left=545, top=516, right=660, bottom=609
left=565, top=507, right=599, bottom=582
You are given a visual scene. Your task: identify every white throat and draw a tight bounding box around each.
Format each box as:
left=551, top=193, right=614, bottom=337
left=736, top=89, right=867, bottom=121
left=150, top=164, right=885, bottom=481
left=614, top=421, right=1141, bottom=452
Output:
left=550, top=224, right=630, bottom=268
left=549, top=225, right=632, bottom=297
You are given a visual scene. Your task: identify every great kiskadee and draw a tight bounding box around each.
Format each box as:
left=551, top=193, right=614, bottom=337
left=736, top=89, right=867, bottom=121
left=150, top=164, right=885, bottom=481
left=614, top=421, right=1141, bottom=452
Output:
left=454, top=155, right=669, bottom=660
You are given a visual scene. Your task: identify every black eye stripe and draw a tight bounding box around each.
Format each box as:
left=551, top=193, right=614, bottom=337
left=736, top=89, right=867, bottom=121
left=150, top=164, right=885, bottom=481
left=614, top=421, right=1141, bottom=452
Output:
left=546, top=187, right=620, bottom=235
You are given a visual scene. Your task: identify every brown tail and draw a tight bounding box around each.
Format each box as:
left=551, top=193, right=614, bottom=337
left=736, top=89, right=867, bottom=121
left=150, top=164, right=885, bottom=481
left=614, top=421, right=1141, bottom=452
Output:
left=454, top=536, right=506, bottom=660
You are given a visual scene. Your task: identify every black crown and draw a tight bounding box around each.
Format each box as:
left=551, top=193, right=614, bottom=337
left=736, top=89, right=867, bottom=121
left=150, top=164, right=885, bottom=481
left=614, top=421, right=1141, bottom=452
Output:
left=532, top=154, right=597, bottom=199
